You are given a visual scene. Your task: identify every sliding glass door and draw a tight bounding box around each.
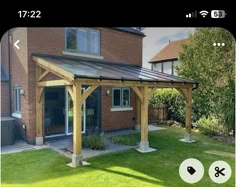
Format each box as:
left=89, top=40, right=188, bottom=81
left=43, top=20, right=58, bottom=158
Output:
left=65, top=89, right=86, bottom=135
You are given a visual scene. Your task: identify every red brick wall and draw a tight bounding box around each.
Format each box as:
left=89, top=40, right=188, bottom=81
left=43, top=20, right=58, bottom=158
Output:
left=101, top=86, right=136, bottom=131
left=100, top=28, right=143, bottom=66
left=9, top=28, right=30, bottom=141
left=1, top=82, right=10, bottom=116
left=8, top=27, right=143, bottom=142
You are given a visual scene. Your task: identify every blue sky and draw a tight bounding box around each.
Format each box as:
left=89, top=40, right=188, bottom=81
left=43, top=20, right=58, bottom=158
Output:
left=142, top=27, right=195, bottom=69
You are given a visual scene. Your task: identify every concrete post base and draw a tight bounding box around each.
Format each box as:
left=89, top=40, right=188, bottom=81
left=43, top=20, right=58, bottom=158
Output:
left=35, top=136, right=44, bottom=145
left=136, top=141, right=156, bottom=153
left=179, top=133, right=196, bottom=143
left=135, top=124, right=141, bottom=131
left=71, top=154, right=83, bottom=167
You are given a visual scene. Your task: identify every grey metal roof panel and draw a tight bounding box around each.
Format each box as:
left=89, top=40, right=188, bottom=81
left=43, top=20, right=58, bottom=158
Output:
left=1, top=64, right=9, bottom=81
left=32, top=53, right=198, bottom=84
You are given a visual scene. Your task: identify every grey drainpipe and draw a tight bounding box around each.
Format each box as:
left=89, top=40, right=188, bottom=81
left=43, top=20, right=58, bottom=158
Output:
left=8, top=31, right=12, bottom=114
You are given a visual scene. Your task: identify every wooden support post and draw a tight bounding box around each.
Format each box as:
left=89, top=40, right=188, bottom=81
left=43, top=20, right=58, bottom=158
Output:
left=178, top=87, right=195, bottom=143
left=185, top=87, right=192, bottom=141
left=135, top=96, right=141, bottom=130
left=141, top=86, right=148, bottom=142
left=137, top=86, right=156, bottom=153
left=72, top=81, right=83, bottom=167
left=35, top=66, right=44, bottom=145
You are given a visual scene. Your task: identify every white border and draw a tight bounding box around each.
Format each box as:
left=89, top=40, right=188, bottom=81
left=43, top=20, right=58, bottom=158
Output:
left=111, top=107, right=133, bottom=112
left=12, top=112, right=22, bottom=118
left=62, top=51, right=104, bottom=60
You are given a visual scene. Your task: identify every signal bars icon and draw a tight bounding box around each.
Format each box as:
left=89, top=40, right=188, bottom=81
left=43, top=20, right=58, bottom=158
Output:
left=186, top=11, right=197, bottom=18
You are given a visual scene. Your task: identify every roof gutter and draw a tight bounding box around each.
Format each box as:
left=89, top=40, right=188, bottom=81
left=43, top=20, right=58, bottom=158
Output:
left=192, top=82, right=199, bottom=90
left=75, top=75, right=198, bottom=85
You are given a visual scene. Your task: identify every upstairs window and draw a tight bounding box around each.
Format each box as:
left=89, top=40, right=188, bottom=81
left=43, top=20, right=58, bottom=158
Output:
left=65, top=28, right=100, bottom=56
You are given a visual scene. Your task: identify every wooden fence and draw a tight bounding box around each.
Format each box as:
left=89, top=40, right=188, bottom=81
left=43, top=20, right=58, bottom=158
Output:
left=148, top=104, right=167, bottom=122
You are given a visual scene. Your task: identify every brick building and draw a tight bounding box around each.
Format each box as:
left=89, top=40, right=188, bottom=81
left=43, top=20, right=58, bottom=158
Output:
left=1, top=27, right=144, bottom=144
left=1, top=27, right=198, bottom=166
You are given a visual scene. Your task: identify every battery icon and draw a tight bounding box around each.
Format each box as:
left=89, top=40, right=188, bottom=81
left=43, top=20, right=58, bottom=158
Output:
left=211, top=10, right=226, bottom=18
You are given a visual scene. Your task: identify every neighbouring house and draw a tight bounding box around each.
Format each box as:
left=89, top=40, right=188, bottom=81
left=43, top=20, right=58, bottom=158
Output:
left=149, top=38, right=190, bottom=75
left=0, top=28, right=197, bottom=167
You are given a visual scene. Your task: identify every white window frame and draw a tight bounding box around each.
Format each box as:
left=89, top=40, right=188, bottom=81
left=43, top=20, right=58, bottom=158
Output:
left=122, top=87, right=130, bottom=107
left=163, top=61, right=172, bottom=75
left=112, top=87, right=132, bottom=111
left=173, top=60, right=180, bottom=75
left=65, top=28, right=101, bottom=56
left=12, top=85, right=22, bottom=118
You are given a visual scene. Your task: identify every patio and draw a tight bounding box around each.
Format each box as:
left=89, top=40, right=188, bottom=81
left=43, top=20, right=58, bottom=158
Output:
left=1, top=125, right=165, bottom=159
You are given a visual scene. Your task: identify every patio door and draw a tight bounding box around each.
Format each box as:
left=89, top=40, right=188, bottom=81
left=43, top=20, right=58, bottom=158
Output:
left=65, top=88, right=86, bottom=135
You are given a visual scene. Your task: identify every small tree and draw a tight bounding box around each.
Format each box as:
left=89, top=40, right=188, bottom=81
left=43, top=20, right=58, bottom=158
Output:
left=177, top=28, right=235, bottom=127
left=217, top=78, right=235, bottom=135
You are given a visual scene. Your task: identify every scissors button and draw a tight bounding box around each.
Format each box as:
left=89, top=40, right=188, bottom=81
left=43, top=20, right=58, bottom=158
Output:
left=209, top=161, right=232, bottom=184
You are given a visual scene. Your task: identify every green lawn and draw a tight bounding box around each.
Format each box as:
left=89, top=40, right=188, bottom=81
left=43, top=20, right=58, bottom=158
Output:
left=1, top=126, right=235, bottom=187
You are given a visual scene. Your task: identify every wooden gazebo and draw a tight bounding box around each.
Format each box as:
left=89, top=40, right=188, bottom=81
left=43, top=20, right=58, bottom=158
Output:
left=33, top=53, right=198, bottom=167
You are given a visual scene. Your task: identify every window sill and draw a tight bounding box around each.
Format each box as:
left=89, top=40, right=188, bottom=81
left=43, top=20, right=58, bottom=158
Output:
left=62, top=51, right=104, bottom=60
left=12, top=112, right=22, bottom=119
left=111, top=107, right=133, bottom=112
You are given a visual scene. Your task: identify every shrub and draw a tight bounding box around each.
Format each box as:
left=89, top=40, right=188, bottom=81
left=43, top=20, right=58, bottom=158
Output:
left=110, top=134, right=139, bottom=146
left=217, top=78, right=235, bottom=134
left=196, top=116, right=226, bottom=136
left=149, top=89, right=185, bottom=123
left=82, top=132, right=105, bottom=150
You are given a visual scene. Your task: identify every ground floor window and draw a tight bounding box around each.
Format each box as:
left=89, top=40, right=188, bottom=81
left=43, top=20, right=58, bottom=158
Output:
left=14, top=86, right=21, bottom=113
left=112, top=87, right=130, bottom=108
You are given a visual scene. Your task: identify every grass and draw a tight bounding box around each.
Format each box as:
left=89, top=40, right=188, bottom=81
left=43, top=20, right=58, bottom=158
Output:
left=110, top=134, right=139, bottom=146
left=1, top=126, right=235, bottom=187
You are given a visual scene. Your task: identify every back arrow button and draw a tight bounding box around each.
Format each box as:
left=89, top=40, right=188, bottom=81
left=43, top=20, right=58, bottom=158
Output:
left=14, top=40, right=20, bottom=50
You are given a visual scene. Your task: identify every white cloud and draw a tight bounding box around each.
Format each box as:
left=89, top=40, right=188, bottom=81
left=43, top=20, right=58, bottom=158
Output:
left=142, top=27, right=195, bottom=69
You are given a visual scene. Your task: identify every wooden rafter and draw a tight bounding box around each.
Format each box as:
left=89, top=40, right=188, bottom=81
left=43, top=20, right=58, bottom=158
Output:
left=66, top=86, right=74, bottom=102
left=38, top=80, right=72, bottom=87
left=33, top=57, right=75, bottom=81
left=81, top=85, right=98, bottom=104
left=38, top=87, right=44, bottom=102
left=131, top=87, right=143, bottom=103
left=38, top=63, right=69, bottom=81
left=148, top=88, right=156, bottom=98
left=176, top=88, right=189, bottom=103
left=38, top=70, right=49, bottom=81
left=78, top=78, right=193, bottom=88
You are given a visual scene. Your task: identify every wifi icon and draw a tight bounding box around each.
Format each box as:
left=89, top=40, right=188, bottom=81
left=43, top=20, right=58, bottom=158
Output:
left=199, top=10, right=209, bottom=17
